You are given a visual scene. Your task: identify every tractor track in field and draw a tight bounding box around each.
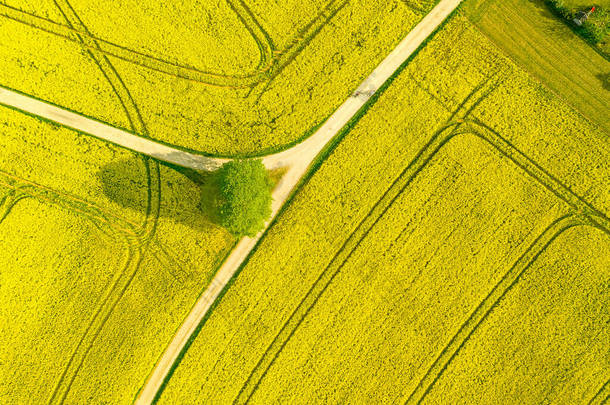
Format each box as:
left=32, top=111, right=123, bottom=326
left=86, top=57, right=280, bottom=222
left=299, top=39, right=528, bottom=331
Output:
left=404, top=213, right=588, bottom=404
left=252, top=0, right=349, bottom=98
left=589, top=378, right=610, bottom=405
left=0, top=188, right=28, bottom=226
left=0, top=0, right=604, bottom=402
left=0, top=2, right=498, bottom=402
left=0, top=170, right=139, bottom=236
left=133, top=2, right=465, bottom=402
left=231, top=78, right=495, bottom=403
left=0, top=0, right=341, bottom=88
left=232, top=74, right=610, bottom=402
left=48, top=237, right=140, bottom=404
left=44, top=1, right=161, bottom=402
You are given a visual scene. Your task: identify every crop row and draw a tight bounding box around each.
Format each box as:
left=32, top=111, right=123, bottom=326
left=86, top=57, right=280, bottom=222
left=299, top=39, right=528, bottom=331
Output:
left=158, top=15, right=610, bottom=403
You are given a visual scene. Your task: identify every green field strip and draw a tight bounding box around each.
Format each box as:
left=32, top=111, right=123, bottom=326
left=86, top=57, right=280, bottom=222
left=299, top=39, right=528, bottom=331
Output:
left=463, top=0, right=610, bottom=134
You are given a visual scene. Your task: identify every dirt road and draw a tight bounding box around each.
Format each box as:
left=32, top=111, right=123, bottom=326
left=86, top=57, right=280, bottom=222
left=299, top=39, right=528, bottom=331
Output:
left=134, top=0, right=463, bottom=403
left=0, top=0, right=463, bottom=402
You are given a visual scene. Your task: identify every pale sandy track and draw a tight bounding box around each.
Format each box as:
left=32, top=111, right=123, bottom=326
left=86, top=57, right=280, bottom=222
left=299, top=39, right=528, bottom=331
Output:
left=136, top=1, right=462, bottom=403
left=0, top=0, right=462, bottom=402
left=0, top=88, right=230, bottom=171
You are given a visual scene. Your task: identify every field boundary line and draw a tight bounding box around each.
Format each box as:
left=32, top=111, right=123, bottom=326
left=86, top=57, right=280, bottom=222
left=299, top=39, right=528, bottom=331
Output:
left=131, top=1, right=464, bottom=403
left=467, top=15, right=609, bottom=137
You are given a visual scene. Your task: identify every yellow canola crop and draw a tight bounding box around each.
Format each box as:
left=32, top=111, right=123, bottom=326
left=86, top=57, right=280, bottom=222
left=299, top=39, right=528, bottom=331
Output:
left=158, top=15, right=610, bottom=404
left=0, top=0, right=432, bottom=155
left=0, top=106, right=235, bottom=404
left=423, top=226, right=610, bottom=404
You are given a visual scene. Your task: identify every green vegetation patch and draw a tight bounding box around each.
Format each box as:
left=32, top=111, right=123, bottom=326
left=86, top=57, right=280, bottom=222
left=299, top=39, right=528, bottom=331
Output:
left=463, top=0, right=610, bottom=134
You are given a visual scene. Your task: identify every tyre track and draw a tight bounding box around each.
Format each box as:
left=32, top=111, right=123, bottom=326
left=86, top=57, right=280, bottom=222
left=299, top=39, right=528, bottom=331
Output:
left=589, top=378, right=610, bottom=405
left=399, top=121, right=610, bottom=402
left=0, top=0, right=341, bottom=88
left=404, top=214, right=585, bottom=404
left=46, top=233, right=137, bottom=404
left=464, top=120, right=610, bottom=231
left=233, top=126, right=461, bottom=404
left=235, top=75, right=610, bottom=403
left=233, top=73, right=504, bottom=403
left=401, top=0, right=438, bottom=15
left=233, top=79, right=499, bottom=403
left=0, top=1, right=268, bottom=88
left=226, top=0, right=275, bottom=71
left=0, top=171, right=137, bottom=236
left=44, top=2, right=161, bottom=402
left=0, top=188, right=28, bottom=226
left=252, top=0, right=349, bottom=98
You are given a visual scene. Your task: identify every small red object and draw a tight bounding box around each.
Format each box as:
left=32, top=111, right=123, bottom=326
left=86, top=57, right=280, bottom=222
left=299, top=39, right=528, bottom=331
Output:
left=591, top=7, right=596, bottom=11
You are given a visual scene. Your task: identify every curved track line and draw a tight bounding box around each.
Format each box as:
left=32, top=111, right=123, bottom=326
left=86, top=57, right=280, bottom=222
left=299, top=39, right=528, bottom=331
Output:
left=0, top=0, right=343, bottom=88
left=404, top=214, right=585, bottom=404
left=44, top=2, right=161, bottom=402
left=233, top=124, right=461, bottom=404
left=228, top=75, right=498, bottom=403
left=464, top=121, right=609, bottom=232
left=0, top=172, right=138, bottom=235
left=0, top=189, right=28, bottom=225
left=232, top=77, right=515, bottom=402
left=233, top=76, right=610, bottom=403
left=47, top=236, right=138, bottom=404
left=0, top=1, right=270, bottom=87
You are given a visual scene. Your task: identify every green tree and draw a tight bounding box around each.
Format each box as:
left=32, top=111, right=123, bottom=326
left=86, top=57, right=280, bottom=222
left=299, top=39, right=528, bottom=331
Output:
left=217, top=159, right=272, bottom=237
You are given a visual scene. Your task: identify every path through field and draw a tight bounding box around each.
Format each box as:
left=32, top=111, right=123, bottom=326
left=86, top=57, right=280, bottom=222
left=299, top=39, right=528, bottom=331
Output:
left=135, top=0, right=462, bottom=402
left=0, top=0, right=463, bottom=402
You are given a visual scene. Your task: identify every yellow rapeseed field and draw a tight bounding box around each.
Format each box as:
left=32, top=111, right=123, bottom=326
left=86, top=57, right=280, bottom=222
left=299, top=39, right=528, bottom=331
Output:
left=0, top=0, right=435, bottom=156
left=423, top=226, right=609, bottom=404
left=157, top=14, right=609, bottom=404
left=0, top=106, right=235, bottom=403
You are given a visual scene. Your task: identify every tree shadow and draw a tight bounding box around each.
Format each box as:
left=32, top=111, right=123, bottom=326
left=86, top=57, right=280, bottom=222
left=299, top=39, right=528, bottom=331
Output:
left=597, top=72, right=610, bottom=90
left=527, top=0, right=578, bottom=40
left=98, top=159, right=223, bottom=233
